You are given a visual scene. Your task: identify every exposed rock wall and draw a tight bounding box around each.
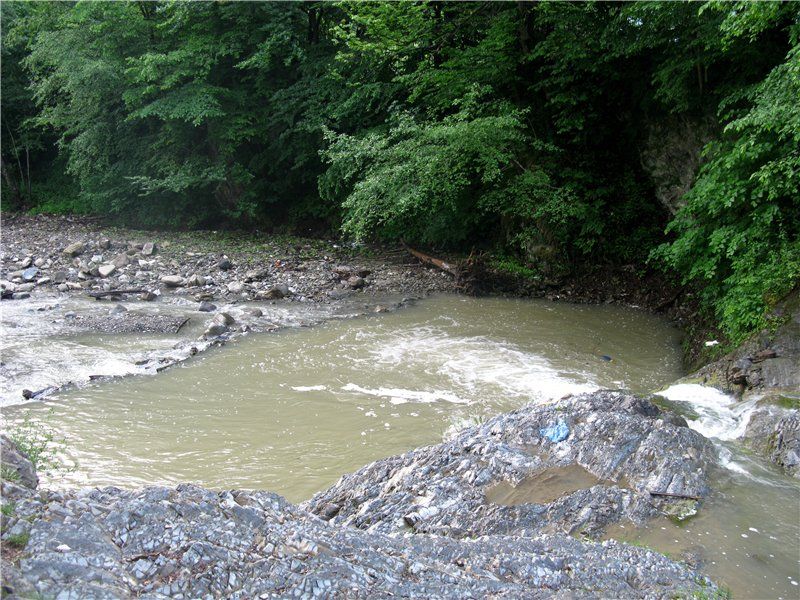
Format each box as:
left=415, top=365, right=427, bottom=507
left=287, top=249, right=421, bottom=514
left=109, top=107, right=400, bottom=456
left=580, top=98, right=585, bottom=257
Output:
left=639, top=114, right=716, bottom=216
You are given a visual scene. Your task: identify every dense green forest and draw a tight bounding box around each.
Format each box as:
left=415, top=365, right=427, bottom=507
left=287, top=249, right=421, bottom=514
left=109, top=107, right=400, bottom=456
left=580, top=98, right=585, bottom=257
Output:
left=1, top=1, right=798, bottom=342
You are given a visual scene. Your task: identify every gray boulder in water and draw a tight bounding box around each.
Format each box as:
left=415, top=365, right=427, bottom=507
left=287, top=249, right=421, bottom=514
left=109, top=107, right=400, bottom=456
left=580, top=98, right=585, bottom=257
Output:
left=741, top=399, right=800, bottom=478
left=305, top=391, right=716, bottom=539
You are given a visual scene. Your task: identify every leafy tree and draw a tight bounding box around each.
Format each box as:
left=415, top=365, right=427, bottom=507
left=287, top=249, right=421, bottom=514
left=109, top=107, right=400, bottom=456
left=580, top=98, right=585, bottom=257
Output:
left=653, top=4, right=800, bottom=342
left=4, top=0, right=798, bottom=342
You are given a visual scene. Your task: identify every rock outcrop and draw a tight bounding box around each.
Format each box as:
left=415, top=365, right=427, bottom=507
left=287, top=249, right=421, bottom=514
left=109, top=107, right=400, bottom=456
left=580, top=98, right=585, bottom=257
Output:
left=306, top=391, right=715, bottom=539
left=0, top=435, right=38, bottom=489
left=0, top=482, right=714, bottom=599
left=741, top=397, right=800, bottom=478
left=0, top=398, right=719, bottom=599
left=691, top=291, right=800, bottom=394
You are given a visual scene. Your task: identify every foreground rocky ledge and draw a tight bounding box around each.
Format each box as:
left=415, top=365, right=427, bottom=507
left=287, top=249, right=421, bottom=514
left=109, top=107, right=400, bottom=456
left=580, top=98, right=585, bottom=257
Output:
left=306, top=391, right=715, bottom=538
left=1, top=392, right=718, bottom=599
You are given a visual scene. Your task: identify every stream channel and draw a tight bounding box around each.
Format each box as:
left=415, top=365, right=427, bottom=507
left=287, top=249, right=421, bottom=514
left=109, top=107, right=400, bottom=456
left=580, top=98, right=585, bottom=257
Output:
left=2, top=294, right=798, bottom=598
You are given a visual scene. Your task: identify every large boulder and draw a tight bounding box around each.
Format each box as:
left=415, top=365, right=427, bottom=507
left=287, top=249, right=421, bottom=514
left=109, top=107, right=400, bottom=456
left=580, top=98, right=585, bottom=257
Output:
left=740, top=397, right=800, bottom=478
left=305, top=391, right=716, bottom=539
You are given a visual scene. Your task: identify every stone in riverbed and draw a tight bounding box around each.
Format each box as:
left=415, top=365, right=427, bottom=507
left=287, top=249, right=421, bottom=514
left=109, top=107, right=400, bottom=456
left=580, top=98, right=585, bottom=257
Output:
left=242, top=307, right=262, bottom=317
left=259, top=284, right=289, bottom=300
left=98, top=264, right=116, bottom=278
left=198, top=301, right=217, bottom=313
left=142, top=242, right=155, bottom=256
left=161, top=275, right=184, bottom=288
left=18, top=257, right=33, bottom=269
left=185, top=274, right=205, bottom=287
left=52, top=271, right=67, bottom=284
left=99, top=238, right=111, bottom=250
left=217, top=257, right=233, bottom=271
left=213, top=312, right=235, bottom=327
left=112, top=253, right=130, bottom=269
left=347, top=275, right=366, bottom=289
left=21, top=267, right=39, bottom=282
left=110, top=304, right=127, bottom=315
left=204, top=324, right=228, bottom=337
left=63, top=242, right=85, bottom=257
left=227, top=281, right=245, bottom=294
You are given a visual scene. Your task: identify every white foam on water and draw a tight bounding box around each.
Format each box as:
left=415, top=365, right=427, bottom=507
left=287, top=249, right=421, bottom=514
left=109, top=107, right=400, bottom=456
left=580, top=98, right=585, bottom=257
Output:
left=367, top=327, right=598, bottom=403
left=341, top=383, right=471, bottom=405
left=291, top=385, right=327, bottom=392
left=657, top=383, right=756, bottom=441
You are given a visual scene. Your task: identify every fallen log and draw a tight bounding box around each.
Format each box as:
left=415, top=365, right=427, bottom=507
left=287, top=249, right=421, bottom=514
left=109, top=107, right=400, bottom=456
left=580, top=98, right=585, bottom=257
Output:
left=87, top=289, right=147, bottom=299
left=402, top=243, right=459, bottom=277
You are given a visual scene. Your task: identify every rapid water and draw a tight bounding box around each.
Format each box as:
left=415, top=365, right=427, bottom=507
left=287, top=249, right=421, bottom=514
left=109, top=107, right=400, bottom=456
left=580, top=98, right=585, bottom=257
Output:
left=2, top=294, right=798, bottom=597
left=2, top=295, right=684, bottom=494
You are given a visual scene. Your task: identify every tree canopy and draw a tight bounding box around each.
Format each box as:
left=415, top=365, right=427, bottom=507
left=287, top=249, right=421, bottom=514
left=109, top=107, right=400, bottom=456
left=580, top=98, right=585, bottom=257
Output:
left=2, top=1, right=798, bottom=342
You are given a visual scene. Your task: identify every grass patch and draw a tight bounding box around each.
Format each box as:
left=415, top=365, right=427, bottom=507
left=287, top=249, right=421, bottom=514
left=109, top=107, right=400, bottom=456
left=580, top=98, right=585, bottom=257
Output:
left=0, top=465, right=21, bottom=483
left=5, top=532, right=30, bottom=549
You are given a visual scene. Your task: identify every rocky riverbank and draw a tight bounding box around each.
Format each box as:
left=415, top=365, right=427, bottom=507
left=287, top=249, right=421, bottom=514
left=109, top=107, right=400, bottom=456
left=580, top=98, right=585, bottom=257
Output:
left=0, top=214, right=460, bottom=402
left=1, top=214, right=457, bottom=303
left=1, top=393, right=720, bottom=599
left=683, top=290, right=800, bottom=478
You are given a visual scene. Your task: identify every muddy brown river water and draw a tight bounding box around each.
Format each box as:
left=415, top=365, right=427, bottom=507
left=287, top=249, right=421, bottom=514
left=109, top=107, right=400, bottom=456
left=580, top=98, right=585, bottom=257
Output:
left=2, top=294, right=798, bottom=597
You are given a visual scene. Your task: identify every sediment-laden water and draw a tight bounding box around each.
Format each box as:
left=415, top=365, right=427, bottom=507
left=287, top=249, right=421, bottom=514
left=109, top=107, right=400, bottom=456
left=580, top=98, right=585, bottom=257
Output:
left=3, top=295, right=684, bottom=495
left=2, top=294, right=798, bottom=597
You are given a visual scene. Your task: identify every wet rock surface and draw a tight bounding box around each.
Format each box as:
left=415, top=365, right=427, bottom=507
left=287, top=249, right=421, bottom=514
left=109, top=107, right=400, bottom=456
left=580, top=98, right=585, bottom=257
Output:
left=741, top=397, right=800, bottom=478
left=691, top=291, right=800, bottom=395
left=687, top=291, right=800, bottom=473
left=306, top=391, right=716, bottom=539
left=0, top=435, right=38, bottom=489
left=0, top=438, right=716, bottom=599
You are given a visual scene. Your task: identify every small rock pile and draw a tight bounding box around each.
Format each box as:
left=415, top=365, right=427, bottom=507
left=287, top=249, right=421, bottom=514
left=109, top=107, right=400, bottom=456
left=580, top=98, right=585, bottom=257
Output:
left=0, top=215, right=457, bottom=304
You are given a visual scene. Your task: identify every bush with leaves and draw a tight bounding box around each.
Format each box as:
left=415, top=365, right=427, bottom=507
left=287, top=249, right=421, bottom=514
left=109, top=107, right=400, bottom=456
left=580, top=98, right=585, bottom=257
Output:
left=321, top=90, right=571, bottom=252
left=653, top=8, right=800, bottom=342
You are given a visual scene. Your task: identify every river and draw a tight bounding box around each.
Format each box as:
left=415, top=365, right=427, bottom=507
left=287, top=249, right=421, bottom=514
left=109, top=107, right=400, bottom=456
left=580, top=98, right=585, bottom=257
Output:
left=2, top=294, right=798, bottom=598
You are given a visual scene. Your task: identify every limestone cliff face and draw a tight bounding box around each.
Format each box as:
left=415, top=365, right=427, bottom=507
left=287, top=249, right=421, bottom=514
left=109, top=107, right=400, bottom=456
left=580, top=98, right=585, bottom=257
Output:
left=639, top=114, right=717, bottom=216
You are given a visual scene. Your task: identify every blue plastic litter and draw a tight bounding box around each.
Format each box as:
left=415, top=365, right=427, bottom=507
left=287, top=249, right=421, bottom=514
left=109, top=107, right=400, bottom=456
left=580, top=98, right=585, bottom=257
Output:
left=21, top=267, right=39, bottom=281
left=600, top=354, right=612, bottom=362
left=540, top=420, right=570, bottom=443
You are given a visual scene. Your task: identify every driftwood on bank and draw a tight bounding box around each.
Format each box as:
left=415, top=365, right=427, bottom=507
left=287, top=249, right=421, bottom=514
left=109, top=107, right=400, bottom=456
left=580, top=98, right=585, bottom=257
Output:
left=87, top=289, right=146, bottom=299
left=402, top=243, right=483, bottom=295
left=402, top=243, right=459, bottom=277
